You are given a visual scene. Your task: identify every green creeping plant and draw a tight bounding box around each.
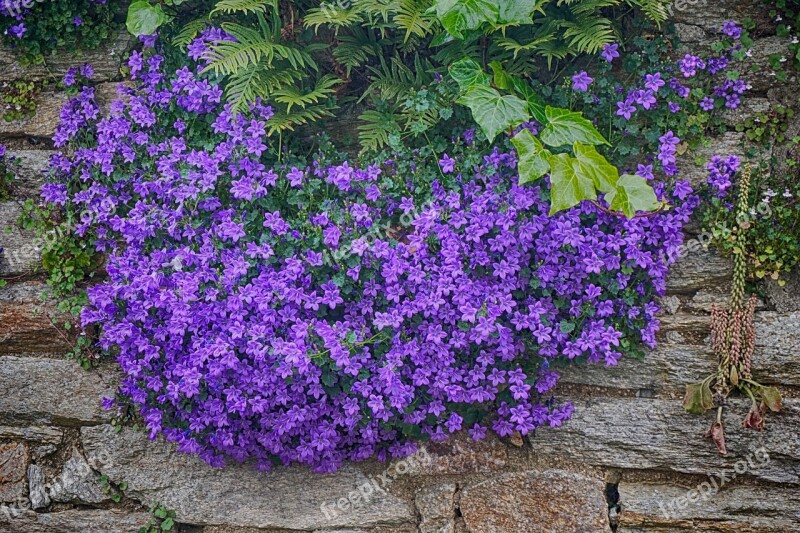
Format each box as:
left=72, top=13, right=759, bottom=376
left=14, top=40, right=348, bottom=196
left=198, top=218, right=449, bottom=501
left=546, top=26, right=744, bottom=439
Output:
left=454, top=57, right=661, bottom=218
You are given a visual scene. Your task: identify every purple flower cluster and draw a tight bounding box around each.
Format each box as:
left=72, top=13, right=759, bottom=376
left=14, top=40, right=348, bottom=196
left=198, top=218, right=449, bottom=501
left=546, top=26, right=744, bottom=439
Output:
left=613, top=22, right=746, bottom=123
left=44, top=35, right=697, bottom=472
left=707, top=155, right=741, bottom=197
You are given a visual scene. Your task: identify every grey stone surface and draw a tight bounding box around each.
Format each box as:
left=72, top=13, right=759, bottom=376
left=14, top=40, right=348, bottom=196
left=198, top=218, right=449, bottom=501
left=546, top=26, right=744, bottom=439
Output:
left=0, top=82, right=120, bottom=139
left=0, top=31, right=131, bottom=83
left=81, top=424, right=415, bottom=530
left=49, top=450, right=108, bottom=504
left=27, top=464, right=49, bottom=510
left=0, top=509, right=152, bottom=533
left=531, top=397, right=800, bottom=484
left=666, top=249, right=733, bottom=294
left=5, top=149, right=54, bottom=198
left=559, top=312, right=800, bottom=391
left=0, top=356, right=114, bottom=426
left=415, top=483, right=456, bottom=533
left=764, top=269, right=800, bottom=312
left=458, top=470, right=609, bottom=533
left=0, top=282, right=74, bottom=354
left=618, top=481, right=800, bottom=531
left=0, top=425, right=63, bottom=445
left=0, top=201, right=40, bottom=276
left=0, top=442, right=28, bottom=503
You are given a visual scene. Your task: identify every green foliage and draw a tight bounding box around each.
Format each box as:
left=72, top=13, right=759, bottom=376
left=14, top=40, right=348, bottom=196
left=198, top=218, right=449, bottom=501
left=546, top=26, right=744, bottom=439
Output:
left=1, top=80, right=40, bottom=122
left=140, top=503, right=177, bottom=533
left=127, top=1, right=170, bottom=37
left=766, top=0, right=800, bottom=72
left=0, top=0, right=120, bottom=65
left=702, top=159, right=800, bottom=285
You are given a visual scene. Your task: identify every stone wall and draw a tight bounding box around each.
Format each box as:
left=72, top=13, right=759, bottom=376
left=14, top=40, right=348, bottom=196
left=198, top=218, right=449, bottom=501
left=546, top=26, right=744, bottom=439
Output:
left=1, top=3, right=799, bottom=532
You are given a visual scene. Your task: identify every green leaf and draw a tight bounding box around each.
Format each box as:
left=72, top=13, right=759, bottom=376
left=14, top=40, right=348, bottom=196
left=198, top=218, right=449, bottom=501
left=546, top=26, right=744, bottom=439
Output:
left=511, top=129, right=550, bottom=184
left=540, top=106, right=609, bottom=147
left=126, top=1, right=168, bottom=37
left=434, top=0, right=499, bottom=39
left=547, top=153, right=596, bottom=215
left=488, top=61, right=513, bottom=90
left=605, top=174, right=660, bottom=219
left=161, top=517, right=175, bottom=531
left=559, top=320, right=576, bottom=334
left=510, top=77, right=546, bottom=123
left=497, top=0, right=538, bottom=24
left=573, top=142, right=618, bottom=193
left=449, top=58, right=490, bottom=92
left=760, top=386, right=783, bottom=412
left=457, top=85, right=529, bottom=142
left=683, top=381, right=714, bottom=414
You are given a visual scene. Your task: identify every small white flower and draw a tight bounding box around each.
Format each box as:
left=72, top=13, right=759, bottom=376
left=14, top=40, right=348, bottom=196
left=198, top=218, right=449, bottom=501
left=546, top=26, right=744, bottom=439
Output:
left=780, top=56, right=788, bottom=63
left=749, top=207, right=758, bottom=216
left=792, top=36, right=799, bottom=44
left=776, top=15, right=783, bottom=22
left=746, top=49, right=753, bottom=57
left=784, top=189, right=793, bottom=198
left=765, top=189, right=777, bottom=198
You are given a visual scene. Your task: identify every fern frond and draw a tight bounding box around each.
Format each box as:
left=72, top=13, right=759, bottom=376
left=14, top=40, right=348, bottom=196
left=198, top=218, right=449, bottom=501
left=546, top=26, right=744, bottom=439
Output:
left=211, top=0, right=276, bottom=15
left=172, top=19, right=208, bottom=50
left=394, top=0, right=435, bottom=43
left=358, top=109, right=398, bottom=152
left=495, top=34, right=555, bottom=59
left=225, top=60, right=269, bottom=115
left=625, top=0, right=670, bottom=25
left=272, top=75, right=341, bottom=112
left=304, top=4, right=363, bottom=31
left=267, top=106, right=336, bottom=134
left=560, top=14, right=615, bottom=54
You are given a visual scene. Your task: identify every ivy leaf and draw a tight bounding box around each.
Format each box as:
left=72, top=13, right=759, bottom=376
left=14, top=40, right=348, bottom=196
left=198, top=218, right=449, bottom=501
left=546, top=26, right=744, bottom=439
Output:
left=511, top=129, right=550, bottom=184
left=547, top=153, right=596, bottom=215
left=497, top=0, right=538, bottom=24
left=573, top=142, right=618, bottom=193
left=683, top=381, right=714, bottom=414
left=126, top=1, right=168, bottom=37
left=434, top=0, right=499, bottom=39
left=540, top=106, right=609, bottom=147
left=760, top=386, right=783, bottom=412
left=488, top=61, right=513, bottom=90
left=605, top=174, right=660, bottom=219
left=449, top=58, right=490, bottom=92
left=510, top=76, right=547, bottom=123
left=458, top=85, right=529, bottom=142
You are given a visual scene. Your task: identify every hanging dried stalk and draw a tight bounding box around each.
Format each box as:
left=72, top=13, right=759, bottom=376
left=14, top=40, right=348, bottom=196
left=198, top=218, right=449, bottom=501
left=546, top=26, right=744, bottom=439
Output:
left=683, top=164, right=782, bottom=455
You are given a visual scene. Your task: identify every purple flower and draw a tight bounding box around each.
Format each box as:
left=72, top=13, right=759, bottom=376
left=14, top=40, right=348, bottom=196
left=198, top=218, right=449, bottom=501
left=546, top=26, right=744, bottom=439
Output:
left=644, top=73, right=665, bottom=92
left=439, top=153, right=455, bottom=173
left=7, top=23, right=25, bottom=39
left=699, top=97, right=715, bottom=111
left=571, top=71, right=593, bottom=92
left=601, top=43, right=620, bottom=62
left=616, top=99, right=636, bottom=120
left=73, top=16, right=83, bottom=27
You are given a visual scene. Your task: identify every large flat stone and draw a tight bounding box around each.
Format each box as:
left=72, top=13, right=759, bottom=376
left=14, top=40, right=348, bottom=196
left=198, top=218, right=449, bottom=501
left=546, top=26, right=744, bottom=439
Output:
left=0, top=510, right=151, bottom=533
left=459, top=470, right=609, bottom=533
left=0, top=201, right=40, bottom=276
left=0, top=282, right=71, bottom=354
left=5, top=149, right=55, bottom=198
left=618, top=481, right=800, bottom=531
left=0, top=356, right=113, bottom=426
left=0, top=31, right=131, bottom=83
left=530, top=398, right=800, bottom=484
left=0, top=82, right=120, bottom=139
left=559, top=313, right=800, bottom=392
left=0, top=442, right=28, bottom=503
left=666, top=249, right=732, bottom=294
left=80, top=424, right=415, bottom=530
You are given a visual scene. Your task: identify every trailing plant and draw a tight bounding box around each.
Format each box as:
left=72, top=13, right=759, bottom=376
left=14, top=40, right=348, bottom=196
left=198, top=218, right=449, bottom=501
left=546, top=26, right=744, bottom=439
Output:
left=41, top=40, right=697, bottom=472
left=765, top=0, right=800, bottom=72
left=684, top=164, right=783, bottom=455
left=1, top=80, right=40, bottom=122
left=140, top=503, right=176, bottom=533
left=0, top=0, right=120, bottom=65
